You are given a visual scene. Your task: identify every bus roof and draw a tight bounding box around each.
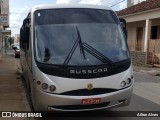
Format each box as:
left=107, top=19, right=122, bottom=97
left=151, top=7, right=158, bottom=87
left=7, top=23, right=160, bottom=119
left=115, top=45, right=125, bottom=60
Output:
left=32, top=4, right=112, bottom=11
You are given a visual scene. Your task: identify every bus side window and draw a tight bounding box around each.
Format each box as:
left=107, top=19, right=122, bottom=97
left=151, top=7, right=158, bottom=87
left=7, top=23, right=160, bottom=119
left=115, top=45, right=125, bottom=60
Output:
left=22, top=18, right=30, bottom=51
left=20, top=27, right=24, bottom=49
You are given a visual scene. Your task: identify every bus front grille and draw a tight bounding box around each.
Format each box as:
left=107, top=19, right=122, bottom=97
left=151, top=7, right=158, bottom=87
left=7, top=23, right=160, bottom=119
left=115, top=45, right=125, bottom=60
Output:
left=59, top=88, right=118, bottom=96
left=50, top=102, right=110, bottom=110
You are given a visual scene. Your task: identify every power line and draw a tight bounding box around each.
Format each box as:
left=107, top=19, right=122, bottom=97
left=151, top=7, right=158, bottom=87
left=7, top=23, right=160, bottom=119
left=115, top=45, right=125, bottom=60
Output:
left=110, top=0, right=125, bottom=7
left=105, top=0, right=120, bottom=6
left=96, top=0, right=125, bottom=8
left=10, top=12, right=28, bottom=14
left=10, top=20, right=22, bottom=21
left=7, top=27, right=20, bottom=29
left=96, top=0, right=104, bottom=5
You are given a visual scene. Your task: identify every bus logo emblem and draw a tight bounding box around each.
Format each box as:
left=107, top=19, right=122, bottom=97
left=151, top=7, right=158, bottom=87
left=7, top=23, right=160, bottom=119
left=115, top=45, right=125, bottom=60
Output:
left=87, top=84, right=93, bottom=90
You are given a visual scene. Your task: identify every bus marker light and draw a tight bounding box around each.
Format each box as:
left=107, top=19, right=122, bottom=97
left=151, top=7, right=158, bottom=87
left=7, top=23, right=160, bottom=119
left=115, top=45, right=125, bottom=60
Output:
left=37, top=81, right=41, bottom=85
left=131, top=75, right=134, bottom=79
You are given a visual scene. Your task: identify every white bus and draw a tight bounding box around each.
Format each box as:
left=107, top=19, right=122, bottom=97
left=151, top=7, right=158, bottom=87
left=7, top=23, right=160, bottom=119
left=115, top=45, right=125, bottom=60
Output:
left=20, top=4, right=134, bottom=111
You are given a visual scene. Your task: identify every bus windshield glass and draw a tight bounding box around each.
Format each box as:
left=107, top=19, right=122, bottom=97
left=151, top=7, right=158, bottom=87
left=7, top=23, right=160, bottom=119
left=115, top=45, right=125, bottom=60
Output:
left=34, top=8, right=129, bottom=66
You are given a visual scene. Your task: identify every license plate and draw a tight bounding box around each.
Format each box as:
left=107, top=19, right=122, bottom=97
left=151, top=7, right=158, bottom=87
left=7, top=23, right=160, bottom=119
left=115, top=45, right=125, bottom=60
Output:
left=82, top=98, right=101, bottom=105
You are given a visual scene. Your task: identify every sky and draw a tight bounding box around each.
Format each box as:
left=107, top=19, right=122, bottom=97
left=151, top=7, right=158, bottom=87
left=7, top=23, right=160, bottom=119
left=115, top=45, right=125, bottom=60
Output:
left=9, top=0, right=127, bottom=36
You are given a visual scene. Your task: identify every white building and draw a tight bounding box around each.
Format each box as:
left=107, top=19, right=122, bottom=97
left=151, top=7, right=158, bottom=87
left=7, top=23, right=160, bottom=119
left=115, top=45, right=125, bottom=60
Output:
left=0, top=0, right=10, bottom=60
left=14, top=34, right=20, bottom=44
left=118, top=0, right=160, bottom=66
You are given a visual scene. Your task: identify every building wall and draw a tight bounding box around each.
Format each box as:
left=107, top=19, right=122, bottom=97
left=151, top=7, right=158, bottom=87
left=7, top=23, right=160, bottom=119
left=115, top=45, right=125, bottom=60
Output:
left=152, top=19, right=160, bottom=25
left=0, top=32, right=2, bottom=61
left=0, top=26, right=3, bottom=61
left=120, top=2, right=160, bottom=66
left=0, top=0, right=9, bottom=61
left=127, top=21, right=146, bottom=51
left=14, top=34, right=20, bottom=43
left=123, top=8, right=160, bottom=23
left=127, top=21, right=151, bottom=65
left=127, top=26, right=136, bottom=50
left=127, top=0, right=148, bottom=7
left=130, top=51, right=146, bottom=66
left=127, top=0, right=134, bottom=7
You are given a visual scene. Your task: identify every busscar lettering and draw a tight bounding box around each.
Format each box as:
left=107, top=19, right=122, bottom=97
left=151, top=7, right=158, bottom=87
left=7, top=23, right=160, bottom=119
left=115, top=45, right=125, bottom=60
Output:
left=82, top=70, right=87, bottom=74
left=98, top=69, right=103, bottom=72
left=70, top=70, right=75, bottom=74
left=103, top=68, right=108, bottom=72
left=93, top=69, right=97, bottom=73
left=76, top=70, right=81, bottom=74
left=88, top=70, right=92, bottom=74
left=70, top=68, right=108, bottom=74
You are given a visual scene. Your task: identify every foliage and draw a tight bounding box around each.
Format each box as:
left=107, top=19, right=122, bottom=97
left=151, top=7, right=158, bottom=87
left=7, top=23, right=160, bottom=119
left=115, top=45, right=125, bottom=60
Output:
left=8, top=37, right=14, bottom=46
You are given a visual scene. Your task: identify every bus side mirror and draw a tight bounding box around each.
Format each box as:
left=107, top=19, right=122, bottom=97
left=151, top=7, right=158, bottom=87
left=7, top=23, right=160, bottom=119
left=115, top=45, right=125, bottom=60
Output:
left=119, top=18, right=128, bottom=39
left=22, top=18, right=30, bottom=49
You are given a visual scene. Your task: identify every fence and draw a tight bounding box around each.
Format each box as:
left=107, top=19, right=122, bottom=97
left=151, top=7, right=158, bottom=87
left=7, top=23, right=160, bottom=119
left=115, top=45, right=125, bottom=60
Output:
left=127, top=39, right=160, bottom=66
left=127, top=40, right=135, bottom=51
left=148, top=39, right=160, bottom=65
left=127, top=40, right=144, bottom=51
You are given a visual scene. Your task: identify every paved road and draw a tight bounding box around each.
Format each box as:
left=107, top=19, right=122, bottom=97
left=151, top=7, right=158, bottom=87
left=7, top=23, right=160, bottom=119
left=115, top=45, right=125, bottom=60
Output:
left=0, top=50, right=30, bottom=120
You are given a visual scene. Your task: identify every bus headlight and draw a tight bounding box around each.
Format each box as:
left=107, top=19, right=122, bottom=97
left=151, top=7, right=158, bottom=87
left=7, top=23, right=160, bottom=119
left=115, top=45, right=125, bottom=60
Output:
left=121, top=81, right=126, bottom=87
left=126, top=78, right=131, bottom=84
left=41, top=83, right=48, bottom=90
left=49, top=85, right=56, bottom=92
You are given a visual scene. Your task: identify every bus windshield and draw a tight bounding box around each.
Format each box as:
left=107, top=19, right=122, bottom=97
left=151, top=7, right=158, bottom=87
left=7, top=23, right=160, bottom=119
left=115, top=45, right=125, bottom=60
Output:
left=34, top=8, right=129, bottom=66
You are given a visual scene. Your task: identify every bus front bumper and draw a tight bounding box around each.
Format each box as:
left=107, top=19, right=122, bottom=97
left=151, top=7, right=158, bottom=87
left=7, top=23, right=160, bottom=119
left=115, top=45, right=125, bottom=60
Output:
left=32, top=85, right=133, bottom=111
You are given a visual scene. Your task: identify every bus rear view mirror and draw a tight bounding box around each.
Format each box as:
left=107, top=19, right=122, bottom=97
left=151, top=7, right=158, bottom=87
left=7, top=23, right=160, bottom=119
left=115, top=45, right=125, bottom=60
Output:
left=119, top=18, right=127, bottom=39
left=21, top=18, right=30, bottom=50
left=119, top=18, right=126, bottom=28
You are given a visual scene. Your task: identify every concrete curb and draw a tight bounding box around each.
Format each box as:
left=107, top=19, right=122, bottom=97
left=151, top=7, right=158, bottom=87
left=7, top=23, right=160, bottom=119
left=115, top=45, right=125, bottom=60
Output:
left=134, top=69, right=160, bottom=76
left=139, top=70, right=160, bottom=76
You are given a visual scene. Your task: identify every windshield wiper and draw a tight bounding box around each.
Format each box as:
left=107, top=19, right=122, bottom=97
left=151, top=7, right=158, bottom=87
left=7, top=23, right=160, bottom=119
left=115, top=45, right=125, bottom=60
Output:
left=63, top=27, right=84, bottom=66
left=82, top=42, right=114, bottom=66
left=77, top=28, right=86, bottom=59
left=63, top=27, right=113, bottom=67
left=43, top=47, right=51, bottom=62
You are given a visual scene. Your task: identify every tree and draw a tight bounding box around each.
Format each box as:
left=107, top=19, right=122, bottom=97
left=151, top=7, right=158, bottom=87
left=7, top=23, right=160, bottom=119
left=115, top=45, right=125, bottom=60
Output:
left=8, top=37, right=14, bottom=46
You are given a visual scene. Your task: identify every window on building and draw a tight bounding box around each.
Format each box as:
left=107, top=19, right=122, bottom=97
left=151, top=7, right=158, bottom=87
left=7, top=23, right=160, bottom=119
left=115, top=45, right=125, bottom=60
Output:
left=150, top=26, right=157, bottom=39
left=157, top=26, right=160, bottom=39
left=136, top=27, right=143, bottom=51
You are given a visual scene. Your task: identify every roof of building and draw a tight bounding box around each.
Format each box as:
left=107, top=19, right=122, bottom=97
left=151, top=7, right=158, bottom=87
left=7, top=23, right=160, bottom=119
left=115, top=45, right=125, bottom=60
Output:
left=117, top=0, right=160, bottom=16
